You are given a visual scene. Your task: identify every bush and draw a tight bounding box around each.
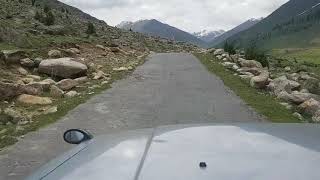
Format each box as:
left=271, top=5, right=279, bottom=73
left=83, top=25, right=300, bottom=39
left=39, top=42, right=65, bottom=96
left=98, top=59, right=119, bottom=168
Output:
left=44, top=11, right=55, bottom=26
left=223, top=41, right=236, bottom=55
left=34, top=11, right=42, bottom=21
left=245, top=43, right=269, bottom=68
left=86, top=22, right=96, bottom=35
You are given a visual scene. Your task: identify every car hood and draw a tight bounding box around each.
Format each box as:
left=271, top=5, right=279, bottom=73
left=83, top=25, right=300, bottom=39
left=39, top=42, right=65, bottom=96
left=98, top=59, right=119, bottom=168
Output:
left=27, top=123, right=320, bottom=180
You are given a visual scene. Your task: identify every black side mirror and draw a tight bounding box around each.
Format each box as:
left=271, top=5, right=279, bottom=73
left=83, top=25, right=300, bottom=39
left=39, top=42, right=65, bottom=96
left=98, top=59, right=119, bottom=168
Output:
left=63, top=129, right=93, bottom=144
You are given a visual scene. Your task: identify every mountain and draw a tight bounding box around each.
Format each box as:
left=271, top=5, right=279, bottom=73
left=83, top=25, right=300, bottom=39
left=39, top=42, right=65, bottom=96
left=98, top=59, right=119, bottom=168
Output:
left=221, top=0, right=320, bottom=49
left=209, top=18, right=262, bottom=47
left=193, top=30, right=225, bottom=42
left=116, top=19, right=207, bottom=47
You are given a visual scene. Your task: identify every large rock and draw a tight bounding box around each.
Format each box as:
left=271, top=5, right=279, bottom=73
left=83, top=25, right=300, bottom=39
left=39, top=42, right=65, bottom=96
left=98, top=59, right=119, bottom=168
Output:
left=56, top=79, right=78, bottom=91
left=214, top=49, right=224, bottom=56
left=74, top=77, right=88, bottom=84
left=0, top=50, right=27, bottom=64
left=250, top=70, right=270, bottom=89
left=50, top=85, right=64, bottom=98
left=17, top=94, right=52, bottom=105
left=65, top=91, right=78, bottom=98
left=302, top=78, right=320, bottom=95
left=278, top=91, right=319, bottom=104
left=268, top=76, right=300, bottom=96
left=0, top=82, right=24, bottom=100
left=39, top=58, right=88, bottom=78
left=48, top=50, right=62, bottom=58
left=238, top=67, right=262, bottom=76
left=312, top=110, right=320, bottom=123
left=238, top=58, right=263, bottom=68
left=298, top=98, right=320, bottom=115
left=20, top=58, right=35, bottom=68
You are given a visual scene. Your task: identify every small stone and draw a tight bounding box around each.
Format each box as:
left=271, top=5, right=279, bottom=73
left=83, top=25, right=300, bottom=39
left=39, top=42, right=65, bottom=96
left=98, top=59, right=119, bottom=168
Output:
left=43, top=106, right=58, bottom=115
left=93, top=71, right=105, bottom=80
left=65, top=91, right=78, bottom=98
left=293, top=112, right=303, bottom=121
left=17, top=67, right=28, bottom=75
left=56, top=79, right=78, bottom=91
left=284, top=66, right=291, bottom=72
left=26, top=75, right=41, bottom=81
left=113, top=67, right=128, bottom=71
left=48, top=49, right=62, bottom=58
left=101, top=81, right=109, bottom=85
left=20, top=58, right=35, bottom=68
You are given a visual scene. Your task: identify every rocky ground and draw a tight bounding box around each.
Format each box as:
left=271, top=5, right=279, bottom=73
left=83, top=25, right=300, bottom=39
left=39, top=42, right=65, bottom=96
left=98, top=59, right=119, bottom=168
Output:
left=202, top=48, right=320, bottom=123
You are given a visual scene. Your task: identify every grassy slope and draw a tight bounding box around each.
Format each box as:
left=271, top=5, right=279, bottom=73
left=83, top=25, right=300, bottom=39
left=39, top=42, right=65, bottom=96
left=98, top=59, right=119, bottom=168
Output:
left=195, top=53, right=300, bottom=123
left=272, top=47, right=320, bottom=64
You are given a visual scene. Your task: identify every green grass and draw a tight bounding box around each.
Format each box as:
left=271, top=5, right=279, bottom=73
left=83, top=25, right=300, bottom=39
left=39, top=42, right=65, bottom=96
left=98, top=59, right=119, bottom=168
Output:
left=195, top=53, right=300, bottom=123
left=272, top=47, right=320, bottom=64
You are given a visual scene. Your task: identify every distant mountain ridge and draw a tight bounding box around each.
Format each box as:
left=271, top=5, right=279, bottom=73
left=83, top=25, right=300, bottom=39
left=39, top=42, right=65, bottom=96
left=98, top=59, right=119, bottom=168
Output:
left=221, top=0, right=320, bottom=49
left=209, top=18, right=262, bottom=47
left=193, top=30, right=225, bottom=42
left=117, top=19, right=207, bottom=47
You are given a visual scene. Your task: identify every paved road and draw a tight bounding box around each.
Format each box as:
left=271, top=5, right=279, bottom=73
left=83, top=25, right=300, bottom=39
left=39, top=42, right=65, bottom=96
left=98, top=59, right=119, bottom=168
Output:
left=0, top=53, right=264, bottom=180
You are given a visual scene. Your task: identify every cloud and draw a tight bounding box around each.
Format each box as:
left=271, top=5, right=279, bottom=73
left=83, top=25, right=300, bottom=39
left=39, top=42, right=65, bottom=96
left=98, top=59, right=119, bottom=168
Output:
left=60, top=0, right=289, bottom=32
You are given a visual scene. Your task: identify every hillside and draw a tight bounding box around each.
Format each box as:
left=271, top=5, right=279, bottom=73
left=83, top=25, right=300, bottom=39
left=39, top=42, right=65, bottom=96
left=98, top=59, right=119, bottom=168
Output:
left=193, top=30, right=225, bottom=42
left=209, top=18, right=262, bottom=47
left=223, top=0, right=320, bottom=49
left=117, top=19, right=207, bottom=47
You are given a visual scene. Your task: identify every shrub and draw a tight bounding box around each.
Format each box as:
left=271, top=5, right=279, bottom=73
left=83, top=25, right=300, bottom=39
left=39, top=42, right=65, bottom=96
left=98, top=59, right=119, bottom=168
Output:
left=34, top=11, right=42, bottom=21
left=245, top=43, right=269, bottom=68
left=86, top=22, right=96, bottom=35
left=44, top=11, right=55, bottom=26
left=223, top=41, right=236, bottom=55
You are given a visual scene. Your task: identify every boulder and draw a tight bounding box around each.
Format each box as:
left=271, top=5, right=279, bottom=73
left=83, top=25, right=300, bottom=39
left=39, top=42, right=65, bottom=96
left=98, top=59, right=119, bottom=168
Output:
left=39, top=58, right=88, bottom=78
left=302, top=78, right=320, bottom=95
left=93, top=71, right=106, bottom=80
left=96, top=45, right=106, bottom=50
left=20, top=58, right=35, bottom=68
left=216, top=55, right=223, bottom=60
left=64, top=48, right=80, bottom=56
left=113, top=67, right=128, bottom=71
left=284, top=66, right=291, bottom=72
left=34, top=57, right=43, bottom=67
left=23, top=83, right=44, bottom=95
left=222, top=62, right=236, bottom=68
left=238, top=67, right=262, bottom=76
left=250, top=70, right=270, bottom=89
left=0, top=50, right=27, bottom=64
left=48, top=50, right=62, bottom=58
left=74, top=77, right=88, bottom=84
left=298, top=98, right=320, bottom=115
left=65, top=91, right=78, bottom=98
left=238, top=58, right=263, bottom=68
left=110, top=47, right=121, bottom=53
left=293, top=112, right=303, bottom=121
left=0, top=82, right=24, bottom=100
left=17, top=94, right=52, bottom=105
left=21, top=78, right=34, bottom=84
left=230, top=54, right=239, bottom=63
left=17, top=67, right=28, bottom=75
left=42, top=78, right=56, bottom=85
left=268, top=76, right=296, bottom=96
left=26, top=75, right=41, bottom=81
left=213, top=49, right=224, bottom=56
left=288, top=91, right=318, bottom=104
left=50, top=85, right=64, bottom=98
left=3, top=108, right=25, bottom=124
left=56, top=79, right=78, bottom=91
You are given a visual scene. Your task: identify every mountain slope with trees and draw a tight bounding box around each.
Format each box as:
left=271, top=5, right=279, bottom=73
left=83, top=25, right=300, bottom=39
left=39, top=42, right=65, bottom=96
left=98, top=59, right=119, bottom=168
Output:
left=222, top=0, right=320, bottom=49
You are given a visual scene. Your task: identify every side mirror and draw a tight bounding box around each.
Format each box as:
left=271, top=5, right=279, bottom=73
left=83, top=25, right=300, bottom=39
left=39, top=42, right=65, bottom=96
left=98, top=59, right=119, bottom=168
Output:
left=63, top=129, right=93, bottom=144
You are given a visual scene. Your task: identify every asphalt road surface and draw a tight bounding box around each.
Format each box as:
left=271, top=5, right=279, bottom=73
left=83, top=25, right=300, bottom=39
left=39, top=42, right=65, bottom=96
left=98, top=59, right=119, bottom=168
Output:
left=0, top=53, right=264, bottom=180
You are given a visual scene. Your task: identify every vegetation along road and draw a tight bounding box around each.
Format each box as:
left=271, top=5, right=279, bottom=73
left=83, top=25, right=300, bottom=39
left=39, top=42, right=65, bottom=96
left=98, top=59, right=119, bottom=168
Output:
left=0, top=53, right=264, bottom=180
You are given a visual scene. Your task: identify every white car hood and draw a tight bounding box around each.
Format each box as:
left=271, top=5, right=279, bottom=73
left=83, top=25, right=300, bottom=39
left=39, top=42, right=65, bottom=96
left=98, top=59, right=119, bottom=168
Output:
left=27, top=124, right=320, bottom=180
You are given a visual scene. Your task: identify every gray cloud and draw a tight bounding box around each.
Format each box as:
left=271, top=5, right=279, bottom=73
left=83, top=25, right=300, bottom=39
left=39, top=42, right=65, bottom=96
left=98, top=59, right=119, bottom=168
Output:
left=60, top=0, right=289, bottom=32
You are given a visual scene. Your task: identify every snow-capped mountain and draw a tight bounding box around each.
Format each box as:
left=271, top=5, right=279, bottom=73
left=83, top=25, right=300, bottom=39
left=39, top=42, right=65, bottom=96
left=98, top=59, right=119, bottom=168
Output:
left=193, top=30, right=225, bottom=42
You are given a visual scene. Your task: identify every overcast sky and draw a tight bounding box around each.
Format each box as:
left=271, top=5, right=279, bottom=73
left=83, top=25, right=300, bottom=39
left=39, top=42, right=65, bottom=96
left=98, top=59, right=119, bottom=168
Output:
left=60, top=0, right=289, bottom=33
